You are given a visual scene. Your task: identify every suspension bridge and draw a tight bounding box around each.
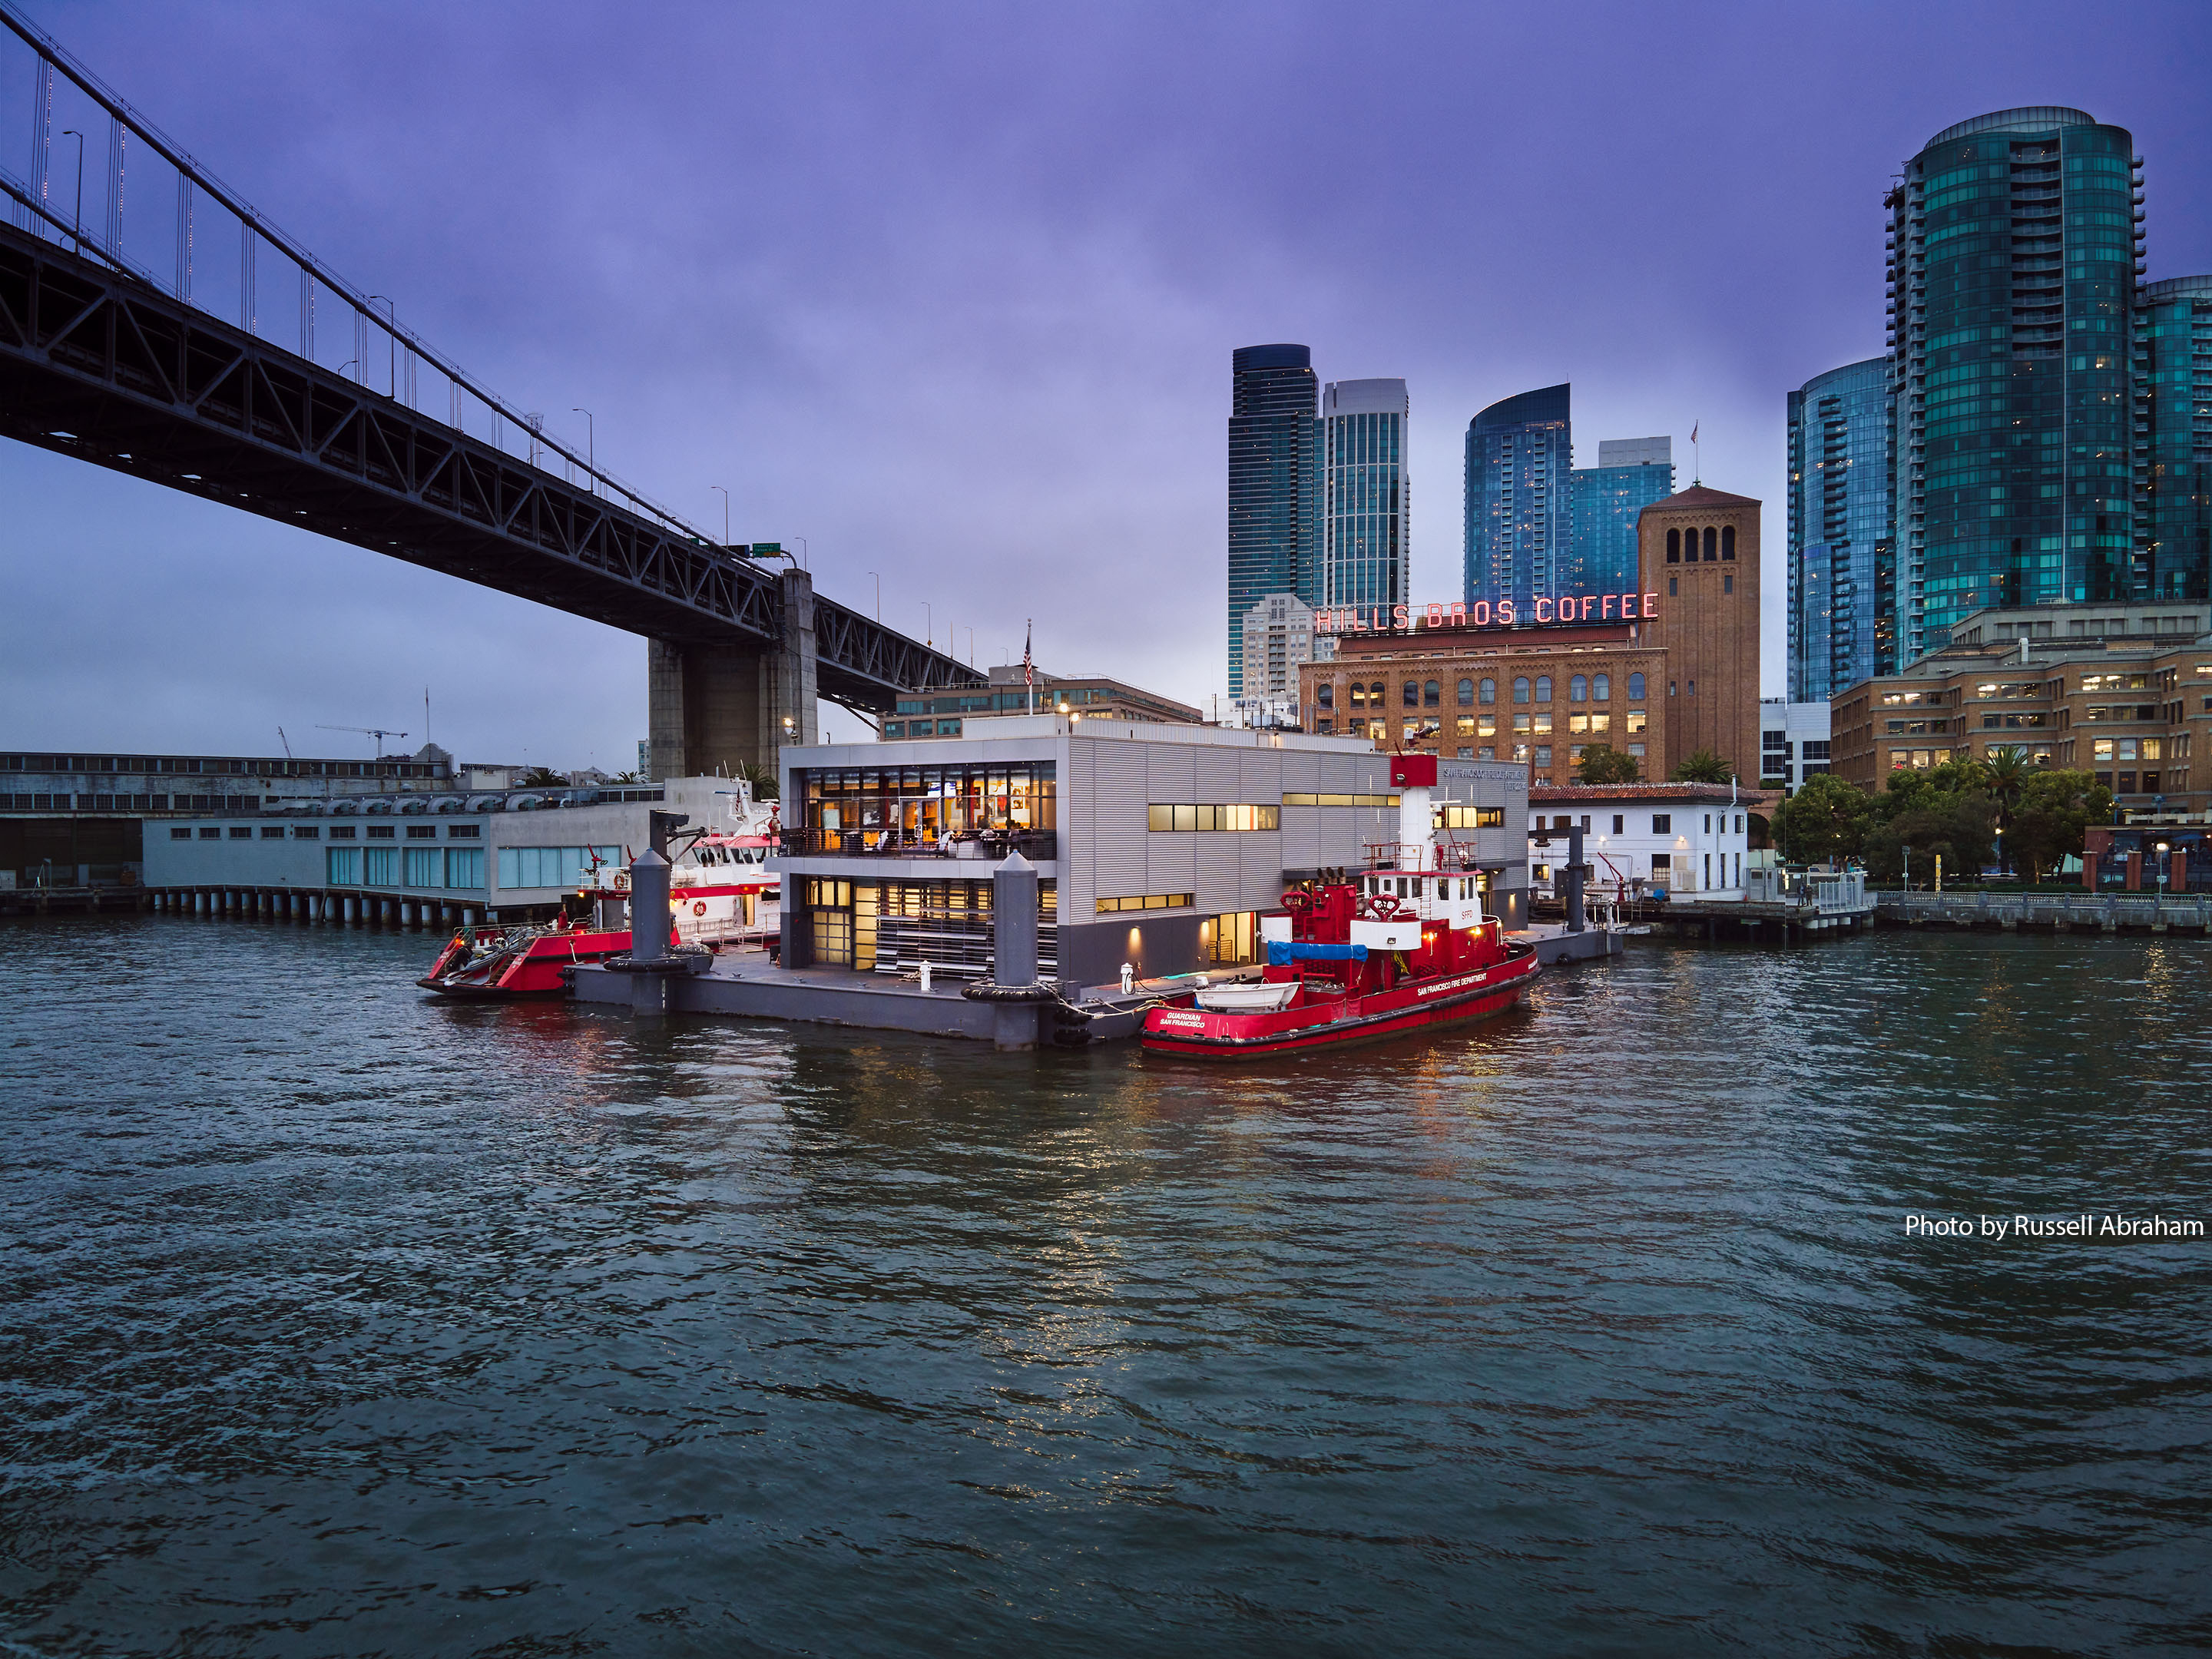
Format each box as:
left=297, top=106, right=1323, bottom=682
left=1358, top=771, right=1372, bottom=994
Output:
left=0, top=5, right=985, bottom=772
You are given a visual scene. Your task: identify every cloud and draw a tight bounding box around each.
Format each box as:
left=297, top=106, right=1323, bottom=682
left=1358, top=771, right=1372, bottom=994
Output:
left=4, top=0, right=2207, bottom=760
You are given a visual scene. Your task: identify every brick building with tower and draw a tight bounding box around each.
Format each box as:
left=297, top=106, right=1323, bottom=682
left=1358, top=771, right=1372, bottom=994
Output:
left=1296, top=483, right=1764, bottom=790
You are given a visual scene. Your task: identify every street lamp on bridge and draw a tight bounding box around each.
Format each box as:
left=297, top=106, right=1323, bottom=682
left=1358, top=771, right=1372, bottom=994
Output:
left=572, top=407, right=594, bottom=492
left=58, top=129, right=83, bottom=253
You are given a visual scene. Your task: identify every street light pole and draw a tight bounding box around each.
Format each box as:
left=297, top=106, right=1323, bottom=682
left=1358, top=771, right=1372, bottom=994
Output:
left=59, top=129, right=83, bottom=252
left=868, top=571, right=880, bottom=620
left=710, top=485, right=729, bottom=546
left=2156, top=840, right=2170, bottom=903
left=922, top=601, right=932, bottom=648
left=572, top=408, right=594, bottom=492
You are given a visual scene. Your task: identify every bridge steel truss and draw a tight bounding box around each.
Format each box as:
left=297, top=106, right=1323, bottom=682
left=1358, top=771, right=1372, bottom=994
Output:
left=0, top=222, right=981, bottom=713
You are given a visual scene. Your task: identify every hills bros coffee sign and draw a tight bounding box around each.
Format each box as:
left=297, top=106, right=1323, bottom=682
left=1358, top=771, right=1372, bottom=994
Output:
left=1314, top=593, right=1661, bottom=636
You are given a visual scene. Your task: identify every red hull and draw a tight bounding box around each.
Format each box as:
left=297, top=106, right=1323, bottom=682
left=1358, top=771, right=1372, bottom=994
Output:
left=1141, top=949, right=1537, bottom=1058
left=418, top=928, right=636, bottom=999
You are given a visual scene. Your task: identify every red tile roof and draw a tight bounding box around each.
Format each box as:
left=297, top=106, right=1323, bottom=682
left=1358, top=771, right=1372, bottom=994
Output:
left=1530, top=783, right=1744, bottom=803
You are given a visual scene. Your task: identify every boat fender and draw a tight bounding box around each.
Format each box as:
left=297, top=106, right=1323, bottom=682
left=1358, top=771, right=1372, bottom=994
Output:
left=962, top=982, right=1058, bottom=1004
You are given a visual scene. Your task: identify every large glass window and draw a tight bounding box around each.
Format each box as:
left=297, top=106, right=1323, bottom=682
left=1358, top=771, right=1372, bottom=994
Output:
left=1457, top=678, right=1474, bottom=706
left=1402, top=681, right=1420, bottom=708
left=495, top=846, right=622, bottom=889
left=1512, top=677, right=1530, bottom=704
left=1628, top=672, right=1646, bottom=700
left=1480, top=677, right=1496, bottom=704
left=1535, top=676, right=1553, bottom=702
left=1147, top=804, right=1281, bottom=832
left=1593, top=674, right=1611, bottom=700
left=1569, top=674, right=1588, bottom=702
left=796, top=760, right=1058, bottom=853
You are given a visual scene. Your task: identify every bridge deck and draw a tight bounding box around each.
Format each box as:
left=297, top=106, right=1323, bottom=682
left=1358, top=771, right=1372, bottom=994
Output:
left=0, top=220, right=981, bottom=713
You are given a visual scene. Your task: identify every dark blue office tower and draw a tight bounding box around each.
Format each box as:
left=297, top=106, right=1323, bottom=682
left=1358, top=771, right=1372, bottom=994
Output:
left=1465, top=384, right=1571, bottom=611
left=1228, top=345, right=1320, bottom=696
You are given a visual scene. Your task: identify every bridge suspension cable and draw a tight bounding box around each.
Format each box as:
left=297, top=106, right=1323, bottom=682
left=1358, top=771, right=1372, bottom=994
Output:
left=0, top=1, right=709, bottom=547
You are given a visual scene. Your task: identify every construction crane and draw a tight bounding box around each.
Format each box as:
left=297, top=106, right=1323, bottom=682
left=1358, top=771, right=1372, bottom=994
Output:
left=316, top=724, right=409, bottom=759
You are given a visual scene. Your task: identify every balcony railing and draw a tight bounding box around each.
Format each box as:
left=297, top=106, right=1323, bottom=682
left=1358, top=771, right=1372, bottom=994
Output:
left=779, top=828, right=1059, bottom=863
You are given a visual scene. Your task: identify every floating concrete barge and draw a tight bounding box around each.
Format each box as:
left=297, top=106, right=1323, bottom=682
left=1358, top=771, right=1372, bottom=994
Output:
left=568, top=952, right=1217, bottom=1048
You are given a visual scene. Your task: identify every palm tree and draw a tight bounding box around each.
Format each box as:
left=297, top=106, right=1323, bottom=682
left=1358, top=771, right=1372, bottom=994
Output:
left=1671, top=748, right=1732, bottom=784
left=733, top=759, right=778, bottom=801
left=1982, top=746, right=2029, bottom=876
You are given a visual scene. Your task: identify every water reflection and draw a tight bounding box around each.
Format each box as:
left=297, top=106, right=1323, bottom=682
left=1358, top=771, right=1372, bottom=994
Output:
left=0, top=916, right=2207, bottom=1655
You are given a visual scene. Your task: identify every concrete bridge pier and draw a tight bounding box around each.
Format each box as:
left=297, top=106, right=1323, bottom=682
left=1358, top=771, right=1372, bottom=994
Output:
left=647, top=568, right=819, bottom=780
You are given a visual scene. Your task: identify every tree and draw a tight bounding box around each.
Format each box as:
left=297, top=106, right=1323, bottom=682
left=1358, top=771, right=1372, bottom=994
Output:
left=1980, top=746, right=2032, bottom=875
left=1671, top=748, right=1733, bottom=783
left=1770, top=772, right=1869, bottom=866
left=2006, top=768, right=2111, bottom=884
left=518, top=766, right=567, bottom=789
left=734, top=759, right=778, bottom=801
left=1576, top=743, right=1641, bottom=785
left=611, top=770, right=642, bottom=785
left=1863, top=793, right=1995, bottom=884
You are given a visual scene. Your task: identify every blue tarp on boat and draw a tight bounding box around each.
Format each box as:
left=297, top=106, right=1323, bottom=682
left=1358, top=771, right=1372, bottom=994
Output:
left=1267, top=939, right=1369, bottom=965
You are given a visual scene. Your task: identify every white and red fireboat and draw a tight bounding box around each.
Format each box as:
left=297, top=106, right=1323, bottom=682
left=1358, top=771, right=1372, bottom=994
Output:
left=418, top=782, right=780, bottom=999
left=1141, top=757, right=1537, bottom=1057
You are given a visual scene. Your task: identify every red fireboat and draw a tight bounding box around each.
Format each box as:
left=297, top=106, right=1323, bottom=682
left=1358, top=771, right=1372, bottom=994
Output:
left=417, top=785, right=780, bottom=999
left=1141, top=757, right=1537, bottom=1057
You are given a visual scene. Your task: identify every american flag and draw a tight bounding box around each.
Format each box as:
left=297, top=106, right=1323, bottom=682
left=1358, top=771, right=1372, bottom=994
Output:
left=1023, top=621, right=1034, bottom=703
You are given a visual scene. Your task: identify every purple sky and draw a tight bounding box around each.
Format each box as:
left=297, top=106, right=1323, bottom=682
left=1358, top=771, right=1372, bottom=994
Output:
left=5, top=0, right=2208, bottom=767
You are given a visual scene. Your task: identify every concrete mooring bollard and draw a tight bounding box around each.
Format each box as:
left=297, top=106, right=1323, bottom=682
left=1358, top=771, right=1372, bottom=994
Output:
left=628, top=849, right=673, bottom=1016
left=989, top=851, right=1041, bottom=1051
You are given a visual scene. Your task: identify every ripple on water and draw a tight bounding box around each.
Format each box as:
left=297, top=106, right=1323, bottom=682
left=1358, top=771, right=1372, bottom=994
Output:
left=1, top=917, right=2208, bottom=1656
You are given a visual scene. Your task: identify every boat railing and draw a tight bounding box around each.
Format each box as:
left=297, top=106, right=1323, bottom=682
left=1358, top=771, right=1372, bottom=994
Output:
left=1362, top=839, right=1487, bottom=872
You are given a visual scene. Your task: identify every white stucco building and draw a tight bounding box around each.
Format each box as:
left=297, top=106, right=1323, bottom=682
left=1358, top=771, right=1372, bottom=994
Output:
left=1527, top=783, right=1750, bottom=899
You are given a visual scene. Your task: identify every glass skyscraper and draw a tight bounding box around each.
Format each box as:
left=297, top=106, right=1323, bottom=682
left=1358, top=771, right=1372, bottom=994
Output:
left=2135, top=275, right=2212, bottom=601
left=1786, top=358, right=1895, bottom=701
left=1227, top=344, right=1319, bottom=696
left=1465, top=384, right=1570, bottom=611
left=1567, top=437, right=1675, bottom=594
left=1320, top=378, right=1409, bottom=620
left=1889, top=108, right=2145, bottom=654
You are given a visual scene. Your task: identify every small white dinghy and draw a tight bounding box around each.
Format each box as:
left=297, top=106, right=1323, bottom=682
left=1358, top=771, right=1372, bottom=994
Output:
left=1194, top=981, right=1300, bottom=1014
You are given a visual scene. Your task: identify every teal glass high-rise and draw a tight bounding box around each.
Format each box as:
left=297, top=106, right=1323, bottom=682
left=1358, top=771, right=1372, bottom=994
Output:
left=1319, top=379, right=1409, bottom=621
left=1787, top=359, right=1894, bottom=701
left=1889, top=108, right=2144, bottom=654
left=1465, top=384, right=1570, bottom=611
left=1567, top=438, right=1674, bottom=596
left=1227, top=344, right=1319, bottom=696
left=2134, top=276, right=2212, bottom=602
